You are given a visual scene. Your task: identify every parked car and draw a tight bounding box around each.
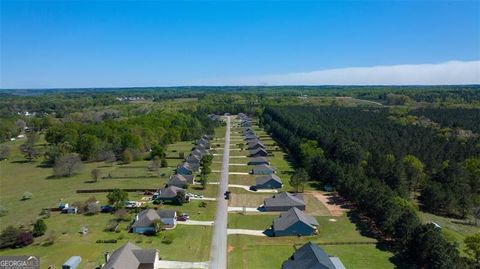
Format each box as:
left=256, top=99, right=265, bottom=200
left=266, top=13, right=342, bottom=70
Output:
left=249, top=186, right=258, bottom=191
left=125, top=201, right=138, bottom=208
left=177, top=215, right=188, bottom=221
left=224, top=191, right=231, bottom=200
left=100, top=205, right=114, bottom=213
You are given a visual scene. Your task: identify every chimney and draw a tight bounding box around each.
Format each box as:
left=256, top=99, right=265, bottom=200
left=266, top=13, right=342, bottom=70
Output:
left=104, top=252, right=110, bottom=263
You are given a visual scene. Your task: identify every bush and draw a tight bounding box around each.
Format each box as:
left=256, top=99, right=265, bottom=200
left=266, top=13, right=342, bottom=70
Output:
left=33, top=219, right=47, bottom=237
left=15, top=231, right=33, bottom=247
left=199, top=201, right=207, bottom=208
left=21, top=192, right=32, bottom=201
left=161, top=234, right=175, bottom=244
left=0, top=206, right=8, bottom=217
left=96, top=239, right=117, bottom=243
left=0, top=226, right=20, bottom=249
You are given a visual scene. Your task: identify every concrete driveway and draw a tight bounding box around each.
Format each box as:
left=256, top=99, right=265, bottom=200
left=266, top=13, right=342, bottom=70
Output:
left=157, top=260, right=209, bottom=269
left=177, top=220, right=214, bottom=226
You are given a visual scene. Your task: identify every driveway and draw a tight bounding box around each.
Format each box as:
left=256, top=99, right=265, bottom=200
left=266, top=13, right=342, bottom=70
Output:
left=157, top=260, right=210, bottom=269
left=228, top=184, right=278, bottom=193
left=227, top=206, right=264, bottom=213
left=227, top=229, right=268, bottom=236
left=177, top=220, right=214, bottom=226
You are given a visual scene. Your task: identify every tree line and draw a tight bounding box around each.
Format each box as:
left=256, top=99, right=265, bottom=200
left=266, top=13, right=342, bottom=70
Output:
left=261, top=105, right=480, bottom=268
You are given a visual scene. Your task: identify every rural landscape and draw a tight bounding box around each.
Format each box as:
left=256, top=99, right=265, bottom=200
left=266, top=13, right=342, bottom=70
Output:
left=0, top=87, right=479, bottom=269
left=1, top=1, right=479, bottom=268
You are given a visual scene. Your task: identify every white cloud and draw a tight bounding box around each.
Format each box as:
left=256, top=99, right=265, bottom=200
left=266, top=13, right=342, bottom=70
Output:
left=197, top=60, right=480, bottom=86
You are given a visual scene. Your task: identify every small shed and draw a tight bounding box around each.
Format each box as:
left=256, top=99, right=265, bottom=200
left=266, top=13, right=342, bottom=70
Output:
left=62, top=256, right=81, bottom=269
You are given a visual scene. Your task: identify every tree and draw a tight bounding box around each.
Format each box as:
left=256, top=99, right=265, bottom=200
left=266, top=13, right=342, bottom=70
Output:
left=107, top=189, right=128, bottom=207
left=15, top=119, right=26, bottom=131
left=15, top=231, right=33, bottom=247
left=290, top=168, right=309, bottom=192
left=151, top=219, right=164, bottom=234
left=176, top=191, right=187, bottom=205
left=407, top=224, right=464, bottom=269
left=44, top=142, right=73, bottom=165
left=200, top=154, right=213, bottom=189
left=19, top=143, right=39, bottom=162
left=77, top=134, right=100, bottom=160
left=33, top=219, right=47, bottom=237
left=0, top=226, right=20, bottom=249
left=161, top=158, right=168, bottom=168
left=85, top=201, right=100, bottom=215
left=53, top=154, right=83, bottom=177
left=402, top=155, right=426, bottom=196
left=0, top=145, right=10, bottom=160
left=150, top=145, right=165, bottom=159
left=91, top=168, right=101, bottom=182
left=464, top=233, right=480, bottom=264
left=122, top=149, right=133, bottom=164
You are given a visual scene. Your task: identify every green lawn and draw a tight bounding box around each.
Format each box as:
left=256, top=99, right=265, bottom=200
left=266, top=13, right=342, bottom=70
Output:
left=0, top=131, right=220, bottom=268
left=0, top=212, right=212, bottom=268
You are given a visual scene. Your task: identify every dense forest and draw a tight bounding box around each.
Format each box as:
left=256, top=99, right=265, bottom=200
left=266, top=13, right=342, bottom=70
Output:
left=411, top=108, right=480, bottom=133
left=261, top=105, right=480, bottom=268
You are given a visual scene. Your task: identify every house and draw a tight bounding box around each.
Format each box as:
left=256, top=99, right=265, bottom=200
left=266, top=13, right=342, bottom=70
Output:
left=131, top=209, right=177, bottom=234
left=247, top=140, right=266, bottom=150
left=131, top=209, right=160, bottom=234
left=256, top=174, right=283, bottom=189
left=249, top=148, right=268, bottom=157
left=281, top=242, right=346, bottom=269
left=158, top=210, right=177, bottom=228
left=102, top=242, right=160, bottom=269
left=155, top=186, right=186, bottom=202
left=251, top=164, right=275, bottom=175
left=191, top=148, right=207, bottom=158
left=248, top=157, right=270, bottom=166
left=244, top=134, right=258, bottom=141
left=273, top=208, right=318, bottom=236
left=176, top=162, right=198, bottom=174
left=186, top=154, right=201, bottom=164
left=264, top=192, right=306, bottom=211
left=167, top=174, right=194, bottom=188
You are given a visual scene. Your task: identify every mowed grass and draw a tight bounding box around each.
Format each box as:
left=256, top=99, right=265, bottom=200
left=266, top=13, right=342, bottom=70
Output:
left=227, top=215, right=393, bottom=269
left=0, top=132, right=219, bottom=268
left=0, top=212, right=212, bottom=268
left=227, top=235, right=393, bottom=269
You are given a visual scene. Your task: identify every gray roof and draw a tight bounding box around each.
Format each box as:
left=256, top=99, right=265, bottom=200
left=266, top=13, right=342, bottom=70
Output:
left=168, top=174, right=193, bottom=186
left=248, top=141, right=265, bottom=149
left=159, top=186, right=185, bottom=198
left=248, top=157, right=269, bottom=164
left=158, top=209, right=176, bottom=219
left=264, top=192, right=305, bottom=208
left=282, top=242, right=336, bottom=269
left=273, top=207, right=318, bottom=232
left=252, top=164, right=275, bottom=172
left=178, top=162, right=199, bottom=172
left=132, top=209, right=160, bottom=228
left=250, top=148, right=268, bottom=155
left=103, top=242, right=158, bottom=269
left=256, top=174, right=282, bottom=185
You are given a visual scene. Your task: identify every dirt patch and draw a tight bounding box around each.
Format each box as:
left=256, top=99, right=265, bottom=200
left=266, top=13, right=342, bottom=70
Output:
left=308, top=191, right=349, bottom=217
left=228, top=245, right=235, bottom=253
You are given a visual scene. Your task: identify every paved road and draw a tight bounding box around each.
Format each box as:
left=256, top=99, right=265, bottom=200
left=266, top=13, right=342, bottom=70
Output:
left=209, top=116, right=230, bottom=269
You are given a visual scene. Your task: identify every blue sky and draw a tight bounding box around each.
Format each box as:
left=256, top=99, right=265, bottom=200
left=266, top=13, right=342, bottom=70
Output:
left=1, top=0, right=479, bottom=88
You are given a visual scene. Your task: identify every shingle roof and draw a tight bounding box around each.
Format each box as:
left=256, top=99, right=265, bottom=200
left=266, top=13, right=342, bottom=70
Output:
left=132, top=209, right=160, bottom=228
left=249, top=148, right=268, bottom=156
left=248, top=157, right=269, bottom=164
left=103, top=242, right=158, bottom=269
left=264, top=192, right=305, bottom=208
left=256, top=174, right=282, bottom=185
left=252, top=164, right=275, bottom=172
left=159, top=186, right=185, bottom=198
left=282, top=242, right=336, bottom=269
left=168, top=174, right=193, bottom=186
left=158, top=210, right=176, bottom=219
left=273, top=207, right=318, bottom=232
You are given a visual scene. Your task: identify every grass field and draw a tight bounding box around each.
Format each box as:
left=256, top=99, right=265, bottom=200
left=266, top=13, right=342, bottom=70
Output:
left=0, top=134, right=216, bottom=268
